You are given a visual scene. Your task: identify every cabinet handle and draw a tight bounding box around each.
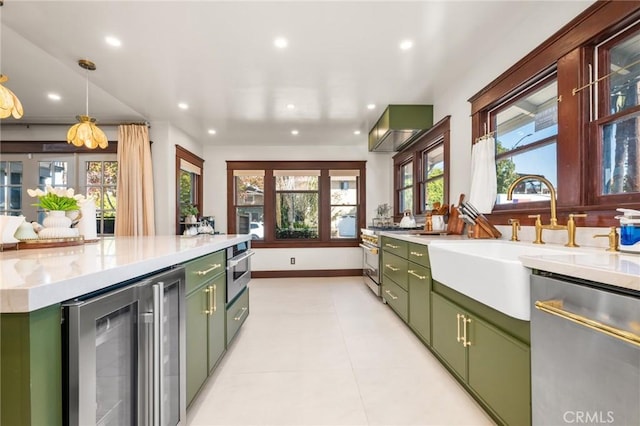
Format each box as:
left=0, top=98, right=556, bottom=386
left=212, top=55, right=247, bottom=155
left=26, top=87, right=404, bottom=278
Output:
left=212, top=284, right=217, bottom=313
left=462, top=316, right=472, bottom=347
left=535, top=300, right=640, bottom=347
left=409, top=251, right=423, bottom=257
left=234, top=307, right=248, bottom=321
left=384, top=289, right=398, bottom=300
left=385, top=264, right=399, bottom=272
left=196, top=263, right=222, bottom=276
left=456, top=314, right=461, bottom=342
left=385, top=243, right=399, bottom=249
left=408, top=270, right=426, bottom=280
left=204, top=286, right=215, bottom=315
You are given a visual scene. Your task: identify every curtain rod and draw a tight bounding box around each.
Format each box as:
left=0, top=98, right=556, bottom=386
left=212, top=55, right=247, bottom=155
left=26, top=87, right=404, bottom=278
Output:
left=1, top=121, right=151, bottom=128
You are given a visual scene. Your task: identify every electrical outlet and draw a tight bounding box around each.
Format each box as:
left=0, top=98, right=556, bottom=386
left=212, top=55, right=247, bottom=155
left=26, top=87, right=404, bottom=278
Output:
left=290, top=257, right=295, bottom=265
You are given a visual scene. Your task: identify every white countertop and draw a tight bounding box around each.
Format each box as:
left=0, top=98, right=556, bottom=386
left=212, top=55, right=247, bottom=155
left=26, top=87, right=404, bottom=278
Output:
left=380, top=232, right=640, bottom=293
left=0, top=234, right=250, bottom=313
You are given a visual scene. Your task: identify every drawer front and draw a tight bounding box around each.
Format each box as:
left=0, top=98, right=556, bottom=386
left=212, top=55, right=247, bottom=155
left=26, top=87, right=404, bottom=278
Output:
left=381, top=236, right=408, bottom=258
left=408, top=242, right=429, bottom=266
left=382, top=279, right=408, bottom=322
left=226, top=286, right=250, bottom=345
left=382, top=252, right=408, bottom=291
left=185, top=250, right=226, bottom=294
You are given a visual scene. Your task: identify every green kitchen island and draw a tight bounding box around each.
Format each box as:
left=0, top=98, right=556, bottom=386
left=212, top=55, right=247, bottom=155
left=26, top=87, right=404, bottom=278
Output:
left=0, top=234, right=251, bottom=426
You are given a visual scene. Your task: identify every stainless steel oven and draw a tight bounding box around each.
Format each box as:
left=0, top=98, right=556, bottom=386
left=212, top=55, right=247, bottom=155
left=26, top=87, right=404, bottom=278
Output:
left=226, top=241, right=254, bottom=303
left=360, top=228, right=380, bottom=296
left=63, top=267, right=186, bottom=426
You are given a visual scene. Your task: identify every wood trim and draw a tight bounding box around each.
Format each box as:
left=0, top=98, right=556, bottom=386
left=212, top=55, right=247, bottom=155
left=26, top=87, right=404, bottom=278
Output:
left=175, top=145, right=204, bottom=235
left=251, top=269, right=363, bottom=279
left=469, top=1, right=640, bottom=115
left=0, top=140, right=117, bottom=154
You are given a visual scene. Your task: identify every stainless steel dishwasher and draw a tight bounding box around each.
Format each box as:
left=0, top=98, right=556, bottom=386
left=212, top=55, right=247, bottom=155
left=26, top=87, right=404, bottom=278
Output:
left=531, top=273, right=640, bottom=425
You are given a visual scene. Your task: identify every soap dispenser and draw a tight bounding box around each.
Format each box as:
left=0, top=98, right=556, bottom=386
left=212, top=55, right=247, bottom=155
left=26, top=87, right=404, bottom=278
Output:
left=615, top=208, right=640, bottom=254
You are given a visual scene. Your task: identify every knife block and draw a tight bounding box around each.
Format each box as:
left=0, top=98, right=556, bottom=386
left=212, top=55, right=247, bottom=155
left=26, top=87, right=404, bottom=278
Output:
left=467, top=216, right=502, bottom=239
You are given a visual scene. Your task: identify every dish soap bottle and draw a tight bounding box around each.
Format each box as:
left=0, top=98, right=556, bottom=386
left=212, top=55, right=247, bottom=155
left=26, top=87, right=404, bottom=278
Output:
left=616, top=208, right=640, bottom=254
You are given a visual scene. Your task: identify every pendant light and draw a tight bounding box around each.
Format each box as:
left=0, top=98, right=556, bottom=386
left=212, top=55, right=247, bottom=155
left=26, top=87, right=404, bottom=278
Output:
left=0, top=74, right=24, bottom=119
left=66, top=59, right=108, bottom=149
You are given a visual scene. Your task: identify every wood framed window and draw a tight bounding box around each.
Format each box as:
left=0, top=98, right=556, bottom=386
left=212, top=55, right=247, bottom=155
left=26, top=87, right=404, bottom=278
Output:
left=393, top=116, right=450, bottom=220
left=469, top=2, right=640, bottom=226
left=227, top=161, right=366, bottom=248
left=175, top=145, right=204, bottom=234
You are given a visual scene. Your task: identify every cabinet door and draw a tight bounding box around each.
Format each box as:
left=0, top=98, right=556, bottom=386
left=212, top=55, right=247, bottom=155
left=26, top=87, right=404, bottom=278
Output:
left=408, top=263, right=431, bottom=344
left=382, top=278, right=408, bottom=322
left=381, top=252, right=408, bottom=291
left=468, top=316, right=531, bottom=426
left=431, top=292, right=466, bottom=379
left=186, top=285, right=208, bottom=406
left=207, top=273, right=227, bottom=373
left=226, top=287, right=250, bottom=345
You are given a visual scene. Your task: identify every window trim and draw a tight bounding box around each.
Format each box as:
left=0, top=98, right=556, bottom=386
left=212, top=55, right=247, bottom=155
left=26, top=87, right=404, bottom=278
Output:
left=227, top=160, right=366, bottom=248
left=469, top=2, right=640, bottom=227
left=175, top=145, right=204, bottom=235
left=393, top=116, right=450, bottom=221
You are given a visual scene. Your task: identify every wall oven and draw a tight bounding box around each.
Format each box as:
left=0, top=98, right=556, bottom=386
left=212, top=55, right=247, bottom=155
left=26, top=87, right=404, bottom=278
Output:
left=63, top=267, right=186, bottom=426
left=226, top=241, right=254, bottom=303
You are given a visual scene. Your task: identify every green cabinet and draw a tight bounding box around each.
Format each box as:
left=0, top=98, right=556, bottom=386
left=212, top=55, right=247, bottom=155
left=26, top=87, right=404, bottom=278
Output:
left=226, top=286, right=250, bottom=345
left=185, top=250, right=227, bottom=407
left=408, top=262, right=431, bottom=344
left=368, top=105, right=434, bottom=152
left=431, top=290, right=531, bottom=426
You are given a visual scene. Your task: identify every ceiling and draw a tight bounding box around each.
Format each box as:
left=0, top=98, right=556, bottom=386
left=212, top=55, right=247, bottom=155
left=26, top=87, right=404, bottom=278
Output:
left=0, top=1, right=593, bottom=146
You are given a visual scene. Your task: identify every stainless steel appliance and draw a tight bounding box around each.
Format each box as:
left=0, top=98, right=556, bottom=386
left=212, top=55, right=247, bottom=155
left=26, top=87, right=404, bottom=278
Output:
left=63, top=267, right=186, bottom=426
left=360, top=228, right=380, bottom=296
left=226, top=241, right=254, bottom=303
left=531, top=273, right=640, bottom=425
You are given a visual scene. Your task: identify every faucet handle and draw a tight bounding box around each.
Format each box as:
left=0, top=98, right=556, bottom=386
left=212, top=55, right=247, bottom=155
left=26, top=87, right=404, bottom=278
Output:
left=568, top=213, right=587, bottom=219
left=565, top=213, right=587, bottom=248
left=508, top=218, right=520, bottom=241
left=593, top=226, right=619, bottom=252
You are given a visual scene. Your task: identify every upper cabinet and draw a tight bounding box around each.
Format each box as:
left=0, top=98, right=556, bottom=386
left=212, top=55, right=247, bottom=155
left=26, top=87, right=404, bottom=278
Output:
left=368, top=105, right=434, bottom=152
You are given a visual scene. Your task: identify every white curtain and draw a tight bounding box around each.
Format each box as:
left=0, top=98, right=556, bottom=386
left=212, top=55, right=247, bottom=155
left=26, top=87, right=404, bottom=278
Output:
left=468, top=136, right=497, bottom=214
left=115, top=124, right=155, bottom=236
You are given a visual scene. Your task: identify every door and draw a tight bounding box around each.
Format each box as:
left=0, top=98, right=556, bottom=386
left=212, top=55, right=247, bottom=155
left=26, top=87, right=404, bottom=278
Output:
left=431, top=292, right=467, bottom=379
left=408, top=263, right=431, bottom=344
left=186, top=284, right=208, bottom=406
left=208, top=273, right=227, bottom=373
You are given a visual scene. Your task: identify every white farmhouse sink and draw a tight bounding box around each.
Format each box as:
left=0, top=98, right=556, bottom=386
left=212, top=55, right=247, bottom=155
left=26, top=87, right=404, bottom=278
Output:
left=428, top=240, right=572, bottom=321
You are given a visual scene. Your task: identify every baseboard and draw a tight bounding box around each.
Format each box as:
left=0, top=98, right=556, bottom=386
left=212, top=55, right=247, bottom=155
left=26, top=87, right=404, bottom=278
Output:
left=251, top=269, right=363, bottom=279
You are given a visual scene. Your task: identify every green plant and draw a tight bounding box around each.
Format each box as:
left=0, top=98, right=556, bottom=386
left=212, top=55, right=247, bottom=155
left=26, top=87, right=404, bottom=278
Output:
left=181, top=203, right=199, bottom=217
left=27, top=186, right=83, bottom=211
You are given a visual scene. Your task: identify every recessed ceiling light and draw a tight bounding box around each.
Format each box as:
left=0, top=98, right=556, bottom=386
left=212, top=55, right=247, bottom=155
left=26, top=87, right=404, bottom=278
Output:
left=367, top=104, right=376, bottom=110
left=354, top=130, right=361, bottom=135
left=286, top=103, right=295, bottom=110
left=47, top=93, right=61, bottom=101
left=178, top=102, right=189, bottom=110
left=291, top=129, right=299, bottom=135
left=105, top=36, right=122, bottom=47
left=208, top=129, right=217, bottom=135
left=400, top=39, right=414, bottom=50
left=274, top=37, right=288, bottom=49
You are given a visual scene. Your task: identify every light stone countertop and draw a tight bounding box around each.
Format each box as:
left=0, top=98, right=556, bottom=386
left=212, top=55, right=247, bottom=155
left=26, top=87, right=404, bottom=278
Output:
left=380, top=231, right=640, bottom=293
left=0, top=234, right=250, bottom=313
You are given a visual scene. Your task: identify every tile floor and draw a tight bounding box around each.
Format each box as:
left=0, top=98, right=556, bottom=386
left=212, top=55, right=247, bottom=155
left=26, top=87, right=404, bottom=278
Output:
left=187, top=277, right=495, bottom=426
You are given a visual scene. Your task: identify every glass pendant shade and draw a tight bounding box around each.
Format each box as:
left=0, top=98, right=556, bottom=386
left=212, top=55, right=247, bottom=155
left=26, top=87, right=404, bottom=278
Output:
left=0, top=74, right=24, bottom=119
left=67, top=115, right=108, bottom=149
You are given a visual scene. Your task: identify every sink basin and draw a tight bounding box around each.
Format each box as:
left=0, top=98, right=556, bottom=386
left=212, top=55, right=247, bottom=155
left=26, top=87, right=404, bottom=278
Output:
left=428, top=240, right=572, bottom=321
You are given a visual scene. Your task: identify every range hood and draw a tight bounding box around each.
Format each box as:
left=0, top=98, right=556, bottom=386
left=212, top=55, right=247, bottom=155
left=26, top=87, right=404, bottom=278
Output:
left=368, top=105, right=434, bottom=152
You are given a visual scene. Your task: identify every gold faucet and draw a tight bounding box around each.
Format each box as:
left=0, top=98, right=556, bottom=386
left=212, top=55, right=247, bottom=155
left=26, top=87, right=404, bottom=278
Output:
left=508, top=218, right=520, bottom=241
left=506, top=175, right=586, bottom=247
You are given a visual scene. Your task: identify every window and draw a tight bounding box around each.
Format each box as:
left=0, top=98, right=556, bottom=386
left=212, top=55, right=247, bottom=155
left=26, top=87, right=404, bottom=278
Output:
left=227, top=161, right=365, bottom=247
left=86, top=160, right=118, bottom=235
left=0, top=161, right=22, bottom=216
left=175, top=146, right=204, bottom=234
left=393, top=116, right=450, bottom=219
left=491, top=76, right=558, bottom=205
left=595, top=24, right=640, bottom=201
left=469, top=3, right=640, bottom=225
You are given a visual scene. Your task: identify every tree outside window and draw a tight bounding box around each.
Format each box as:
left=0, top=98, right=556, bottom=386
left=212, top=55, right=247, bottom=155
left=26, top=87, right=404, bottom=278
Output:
left=86, top=160, right=117, bottom=234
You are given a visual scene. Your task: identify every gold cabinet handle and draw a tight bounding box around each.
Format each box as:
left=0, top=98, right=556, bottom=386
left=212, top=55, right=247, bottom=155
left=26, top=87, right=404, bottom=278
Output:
left=384, top=289, right=398, bottom=300
left=212, top=284, right=217, bottom=313
left=456, top=314, right=461, bottom=343
left=384, top=264, right=399, bottom=272
left=196, top=263, right=222, bottom=276
left=535, top=300, right=640, bottom=347
left=408, top=270, right=426, bottom=280
left=204, top=286, right=214, bottom=315
left=234, top=307, right=248, bottom=321
left=385, top=243, right=399, bottom=249
left=409, top=251, right=424, bottom=257
left=463, top=316, right=472, bottom=347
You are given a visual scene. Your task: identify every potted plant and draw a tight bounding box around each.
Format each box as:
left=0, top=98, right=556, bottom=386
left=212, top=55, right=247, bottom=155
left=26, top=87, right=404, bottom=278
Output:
left=181, top=204, right=199, bottom=224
